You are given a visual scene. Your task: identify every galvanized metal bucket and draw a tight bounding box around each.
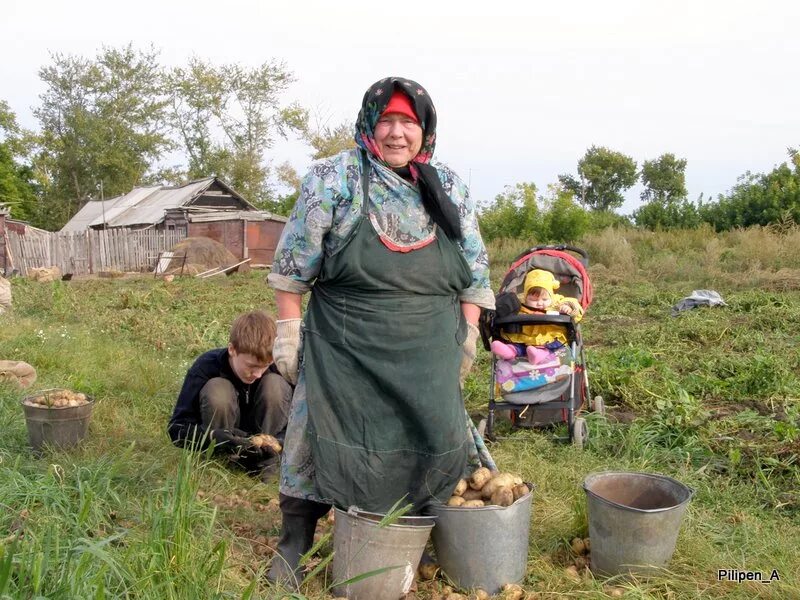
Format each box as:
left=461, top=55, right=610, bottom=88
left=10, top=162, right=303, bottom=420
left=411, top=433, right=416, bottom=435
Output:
left=429, top=485, right=534, bottom=594
left=21, top=392, right=94, bottom=451
left=583, top=471, right=693, bottom=576
left=331, top=506, right=436, bottom=600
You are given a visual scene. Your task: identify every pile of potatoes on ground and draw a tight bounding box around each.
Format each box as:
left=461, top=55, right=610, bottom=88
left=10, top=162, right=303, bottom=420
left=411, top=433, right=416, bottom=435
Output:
left=447, top=467, right=530, bottom=508
left=23, top=389, right=89, bottom=408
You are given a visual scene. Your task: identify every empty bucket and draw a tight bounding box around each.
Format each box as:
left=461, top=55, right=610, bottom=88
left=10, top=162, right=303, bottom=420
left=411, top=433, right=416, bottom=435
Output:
left=583, top=471, right=693, bottom=576
left=429, top=485, right=534, bottom=594
left=332, top=507, right=435, bottom=600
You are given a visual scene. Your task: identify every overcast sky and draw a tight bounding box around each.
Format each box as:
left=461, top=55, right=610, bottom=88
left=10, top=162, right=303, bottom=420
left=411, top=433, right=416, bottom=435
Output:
left=3, top=0, right=799, bottom=214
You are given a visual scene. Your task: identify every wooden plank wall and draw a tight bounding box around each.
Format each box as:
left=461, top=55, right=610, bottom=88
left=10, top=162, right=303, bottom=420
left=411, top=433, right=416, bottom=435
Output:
left=5, top=228, right=186, bottom=276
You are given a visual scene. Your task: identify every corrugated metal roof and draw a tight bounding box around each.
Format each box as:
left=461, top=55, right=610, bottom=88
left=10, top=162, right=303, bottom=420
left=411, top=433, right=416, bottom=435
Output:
left=105, top=179, right=214, bottom=228
left=60, top=195, right=128, bottom=232
left=60, top=177, right=237, bottom=231
left=89, top=186, right=162, bottom=228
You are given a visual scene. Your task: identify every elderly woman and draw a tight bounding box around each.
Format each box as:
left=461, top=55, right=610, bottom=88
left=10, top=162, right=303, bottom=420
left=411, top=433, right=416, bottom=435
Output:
left=267, top=76, right=495, bottom=586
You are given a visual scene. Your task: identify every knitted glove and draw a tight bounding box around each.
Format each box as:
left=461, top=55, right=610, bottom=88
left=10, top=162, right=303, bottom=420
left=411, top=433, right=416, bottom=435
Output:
left=273, top=318, right=302, bottom=385
left=209, top=428, right=252, bottom=455
left=459, top=322, right=481, bottom=387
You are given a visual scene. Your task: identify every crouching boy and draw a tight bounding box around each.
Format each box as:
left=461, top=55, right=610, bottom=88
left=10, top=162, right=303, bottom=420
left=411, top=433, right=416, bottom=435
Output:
left=167, top=310, right=292, bottom=479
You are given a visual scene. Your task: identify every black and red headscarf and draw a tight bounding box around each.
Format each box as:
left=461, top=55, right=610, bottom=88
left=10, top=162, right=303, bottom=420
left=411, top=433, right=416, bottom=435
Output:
left=355, top=77, right=462, bottom=241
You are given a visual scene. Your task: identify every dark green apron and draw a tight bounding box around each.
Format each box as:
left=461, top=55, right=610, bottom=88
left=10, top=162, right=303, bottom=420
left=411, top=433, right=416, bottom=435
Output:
left=304, top=153, right=472, bottom=512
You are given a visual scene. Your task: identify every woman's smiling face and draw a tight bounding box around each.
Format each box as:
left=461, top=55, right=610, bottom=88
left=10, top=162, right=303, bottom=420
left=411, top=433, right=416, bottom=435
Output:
left=374, top=113, right=423, bottom=167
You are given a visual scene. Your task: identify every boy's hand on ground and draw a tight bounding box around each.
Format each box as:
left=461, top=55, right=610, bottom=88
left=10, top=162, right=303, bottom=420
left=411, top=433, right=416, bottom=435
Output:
left=459, top=322, right=481, bottom=387
left=273, top=318, right=302, bottom=385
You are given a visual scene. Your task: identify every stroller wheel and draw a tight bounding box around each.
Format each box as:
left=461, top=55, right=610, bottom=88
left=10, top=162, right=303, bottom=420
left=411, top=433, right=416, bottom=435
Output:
left=572, top=417, right=588, bottom=449
left=592, top=395, right=606, bottom=415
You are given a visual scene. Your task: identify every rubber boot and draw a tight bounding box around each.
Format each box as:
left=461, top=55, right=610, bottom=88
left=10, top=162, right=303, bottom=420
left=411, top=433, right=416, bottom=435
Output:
left=267, top=493, right=331, bottom=590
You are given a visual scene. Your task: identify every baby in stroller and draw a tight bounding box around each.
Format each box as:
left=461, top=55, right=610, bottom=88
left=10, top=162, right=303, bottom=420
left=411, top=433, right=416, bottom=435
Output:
left=479, top=245, right=598, bottom=445
left=490, top=269, right=583, bottom=366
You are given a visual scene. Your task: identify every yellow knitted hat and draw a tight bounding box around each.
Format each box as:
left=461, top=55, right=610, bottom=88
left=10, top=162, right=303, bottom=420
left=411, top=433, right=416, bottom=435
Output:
left=523, top=269, right=559, bottom=295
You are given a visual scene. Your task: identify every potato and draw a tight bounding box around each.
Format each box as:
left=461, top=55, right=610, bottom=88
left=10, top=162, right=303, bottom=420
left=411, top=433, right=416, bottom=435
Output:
left=250, top=434, right=282, bottom=453
left=418, top=561, right=439, bottom=580
left=502, top=583, right=524, bottom=600
left=471, top=590, right=490, bottom=600
left=468, top=467, right=493, bottom=490
left=570, top=537, right=587, bottom=556
left=444, top=594, right=467, bottom=600
left=583, top=537, right=591, bottom=552
left=490, top=486, right=514, bottom=507
left=461, top=488, right=484, bottom=501
left=512, top=483, right=529, bottom=500
left=453, top=478, right=468, bottom=496
left=564, top=565, right=580, bottom=581
left=462, top=499, right=485, bottom=508
left=447, top=496, right=466, bottom=507
left=481, top=473, right=517, bottom=499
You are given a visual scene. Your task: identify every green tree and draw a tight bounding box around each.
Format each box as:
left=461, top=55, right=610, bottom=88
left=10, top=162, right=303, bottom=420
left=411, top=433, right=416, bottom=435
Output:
left=538, top=184, right=590, bottom=242
left=167, top=58, right=307, bottom=210
left=633, top=198, right=701, bottom=230
left=558, top=145, right=637, bottom=211
left=477, top=182, right=539, bottom=241
left=640, top=153, right=688, bottom=204
left=301, top=117, right=355, bottom=161
left=699, top=150, right=800, bottom=231
left=634, top=153, right=697, bottom=229
left=0, top=101, right=38, bottom=221
left=34, top=45, right=172, bottom=228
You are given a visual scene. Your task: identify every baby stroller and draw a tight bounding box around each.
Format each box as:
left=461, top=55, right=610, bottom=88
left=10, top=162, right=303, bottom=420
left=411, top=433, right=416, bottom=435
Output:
left=478, top=244, right=604, bottom=447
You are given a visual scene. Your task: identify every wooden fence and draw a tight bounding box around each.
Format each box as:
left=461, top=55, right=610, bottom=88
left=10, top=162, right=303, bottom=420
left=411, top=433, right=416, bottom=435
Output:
left=5, top=228, right=187, bottom=276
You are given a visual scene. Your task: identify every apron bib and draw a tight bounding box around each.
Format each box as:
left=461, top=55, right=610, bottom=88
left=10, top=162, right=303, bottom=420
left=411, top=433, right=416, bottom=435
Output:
left=304, top=152, right=472, bottom=511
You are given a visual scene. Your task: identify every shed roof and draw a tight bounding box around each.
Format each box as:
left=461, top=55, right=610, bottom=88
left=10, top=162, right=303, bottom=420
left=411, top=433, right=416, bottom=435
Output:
left=60, top=177, right=257, bottom=231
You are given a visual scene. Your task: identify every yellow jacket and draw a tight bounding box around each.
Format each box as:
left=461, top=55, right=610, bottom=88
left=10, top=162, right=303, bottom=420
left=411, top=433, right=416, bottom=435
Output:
left=502, top=294, right=583, bottom=346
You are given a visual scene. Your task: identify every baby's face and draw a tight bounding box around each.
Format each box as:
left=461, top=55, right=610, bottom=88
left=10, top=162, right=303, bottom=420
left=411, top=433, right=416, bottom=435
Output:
left=526, top=287, right=552, bottom=310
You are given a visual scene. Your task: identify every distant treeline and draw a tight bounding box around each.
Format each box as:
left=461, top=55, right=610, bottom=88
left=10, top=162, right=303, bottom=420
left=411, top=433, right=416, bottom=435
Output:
left=478, top=146, right=800, bottom=243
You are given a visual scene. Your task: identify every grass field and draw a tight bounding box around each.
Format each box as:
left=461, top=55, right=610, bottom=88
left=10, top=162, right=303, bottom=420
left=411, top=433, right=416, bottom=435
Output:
left=1, top=225, right=799, bottom=599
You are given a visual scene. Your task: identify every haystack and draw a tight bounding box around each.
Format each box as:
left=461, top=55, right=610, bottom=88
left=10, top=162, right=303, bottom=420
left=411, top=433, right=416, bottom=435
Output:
left=168, top=237, right=251, bottom=275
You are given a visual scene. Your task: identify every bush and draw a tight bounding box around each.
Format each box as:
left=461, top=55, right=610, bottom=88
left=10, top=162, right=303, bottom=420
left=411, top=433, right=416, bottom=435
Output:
left=633, top=199, right=702, bottom=230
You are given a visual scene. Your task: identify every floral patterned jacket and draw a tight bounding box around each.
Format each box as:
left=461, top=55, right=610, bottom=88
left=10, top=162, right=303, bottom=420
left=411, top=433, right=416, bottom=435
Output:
left=268, top=149, right=494, bottom=310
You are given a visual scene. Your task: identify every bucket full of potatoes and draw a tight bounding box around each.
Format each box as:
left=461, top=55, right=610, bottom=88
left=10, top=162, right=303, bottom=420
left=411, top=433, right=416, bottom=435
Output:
left=428, top=467, right=534, bottom=595
left=21, top=388, right=94, bottom=451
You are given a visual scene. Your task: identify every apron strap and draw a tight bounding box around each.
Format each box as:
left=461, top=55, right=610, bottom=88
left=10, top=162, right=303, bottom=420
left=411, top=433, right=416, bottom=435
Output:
left=360, top=149, right=370, bottom=217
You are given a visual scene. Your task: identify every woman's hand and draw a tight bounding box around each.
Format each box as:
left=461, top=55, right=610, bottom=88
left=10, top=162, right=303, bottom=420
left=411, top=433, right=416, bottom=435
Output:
left=273, top=319, right=302, bottom=385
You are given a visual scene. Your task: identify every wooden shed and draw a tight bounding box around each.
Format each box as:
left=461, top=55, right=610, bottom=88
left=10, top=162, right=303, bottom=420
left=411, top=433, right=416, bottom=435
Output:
left=164, top=208, right=288, bottom=267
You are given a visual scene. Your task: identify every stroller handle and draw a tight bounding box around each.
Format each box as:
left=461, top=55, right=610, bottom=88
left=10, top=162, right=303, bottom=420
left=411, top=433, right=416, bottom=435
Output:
left=494, top=313, right=575, bottom=328
left=513, top=244, right=589, bottom=267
